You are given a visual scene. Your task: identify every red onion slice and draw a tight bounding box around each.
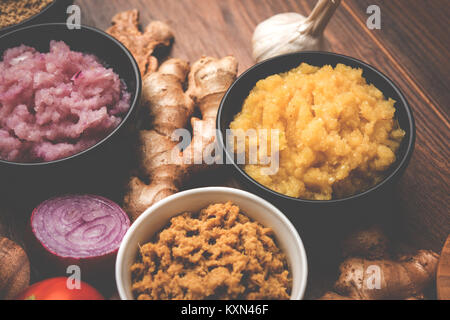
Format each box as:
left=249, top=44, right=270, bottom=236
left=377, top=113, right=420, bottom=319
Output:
left=31, top=195, right=130, bottom=259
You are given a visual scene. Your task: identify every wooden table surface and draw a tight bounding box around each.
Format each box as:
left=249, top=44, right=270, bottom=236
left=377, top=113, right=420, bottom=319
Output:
left=1, top=0, right=449, bottom=299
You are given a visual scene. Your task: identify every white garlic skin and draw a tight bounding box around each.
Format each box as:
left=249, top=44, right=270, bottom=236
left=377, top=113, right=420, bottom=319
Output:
left=252, top=12, right=325, bottom=63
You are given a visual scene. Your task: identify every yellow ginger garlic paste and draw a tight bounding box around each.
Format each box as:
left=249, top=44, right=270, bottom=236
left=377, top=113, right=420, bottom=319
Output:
left=230, top=63, right=405, bottom=200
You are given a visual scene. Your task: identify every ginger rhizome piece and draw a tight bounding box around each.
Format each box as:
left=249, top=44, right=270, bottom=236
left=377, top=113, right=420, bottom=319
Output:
left=0, top=237, right=30, bottom=300
left=319, top=227, right=440, bottom=300
left=124, top=59, right=192, bottom=219
left=184, top=57, right=239, bottom=170
left=106, top=9, right=238, bottom=220
left=330, top=250, right=439, bottom=300
left=107, top=9, right=174, bottom=76
left=123, top=57, right=238, bottom=220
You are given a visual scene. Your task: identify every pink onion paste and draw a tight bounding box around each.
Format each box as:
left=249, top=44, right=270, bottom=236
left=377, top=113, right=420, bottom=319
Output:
left=0, top=41, right=131, bottom=162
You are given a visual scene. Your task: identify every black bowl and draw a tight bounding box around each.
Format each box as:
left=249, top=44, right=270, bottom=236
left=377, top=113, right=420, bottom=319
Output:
left=0, top=0, right=73, bottom=37
left=0, top=23, right=141, bottom=205
left=217, top=52, right=415, bottom=256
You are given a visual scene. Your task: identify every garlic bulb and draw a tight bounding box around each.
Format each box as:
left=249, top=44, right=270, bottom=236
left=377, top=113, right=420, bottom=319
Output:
left=252, top=0, right=341, bottom=62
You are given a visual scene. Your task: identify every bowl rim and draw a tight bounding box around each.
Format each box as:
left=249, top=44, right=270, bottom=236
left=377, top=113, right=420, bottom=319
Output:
left=0, top=22, right=142, bottom=166
left=115, top=186, right=309, bottom=300
left=0, top=0, right=67, bottom=35
left=217, top=51, right=416, bottom=205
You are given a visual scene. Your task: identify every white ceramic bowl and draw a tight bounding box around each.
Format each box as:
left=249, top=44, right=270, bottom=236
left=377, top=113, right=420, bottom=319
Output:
left=116, top=187, right=308, bottom=300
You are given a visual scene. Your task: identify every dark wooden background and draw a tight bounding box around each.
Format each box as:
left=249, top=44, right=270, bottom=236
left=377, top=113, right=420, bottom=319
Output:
left=1, top=0, right=449, bottom=299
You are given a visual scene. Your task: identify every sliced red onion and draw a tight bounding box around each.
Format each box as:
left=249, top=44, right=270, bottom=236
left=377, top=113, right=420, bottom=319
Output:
left=31, top=195, right=129, bottom=260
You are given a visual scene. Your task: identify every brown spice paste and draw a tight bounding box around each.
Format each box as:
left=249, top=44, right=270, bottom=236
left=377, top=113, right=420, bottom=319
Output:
left=131, top=201, right=291, bottom=300
left=0, top=0, right=54, bottom=29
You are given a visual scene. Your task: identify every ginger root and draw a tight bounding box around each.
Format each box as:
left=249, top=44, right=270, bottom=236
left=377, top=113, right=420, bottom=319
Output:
left=319, top=228, right=440, bottom=300
left=107, top=9, right=174, bottom=76
left=107, top=9, right=238, bottom=220
left=184, top=56, right=239, bottom=171
left=0, top=237, right=30, bottom=299
left=123, top=57, right=238, bottom=220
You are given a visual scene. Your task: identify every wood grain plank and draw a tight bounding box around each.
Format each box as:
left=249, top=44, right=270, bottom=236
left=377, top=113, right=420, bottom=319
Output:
left=346, top=0, right=450, bottom=123
left=1, top=0, right=448, bottom=299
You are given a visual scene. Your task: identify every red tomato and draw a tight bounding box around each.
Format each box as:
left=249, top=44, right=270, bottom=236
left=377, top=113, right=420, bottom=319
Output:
left=16, top=277, right=104, bottom=300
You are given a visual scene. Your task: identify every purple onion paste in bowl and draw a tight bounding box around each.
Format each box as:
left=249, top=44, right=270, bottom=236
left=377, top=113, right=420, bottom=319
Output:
left=0, top=23, right=141, bottom=202
left=0, top=40, right=132, bottom=163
